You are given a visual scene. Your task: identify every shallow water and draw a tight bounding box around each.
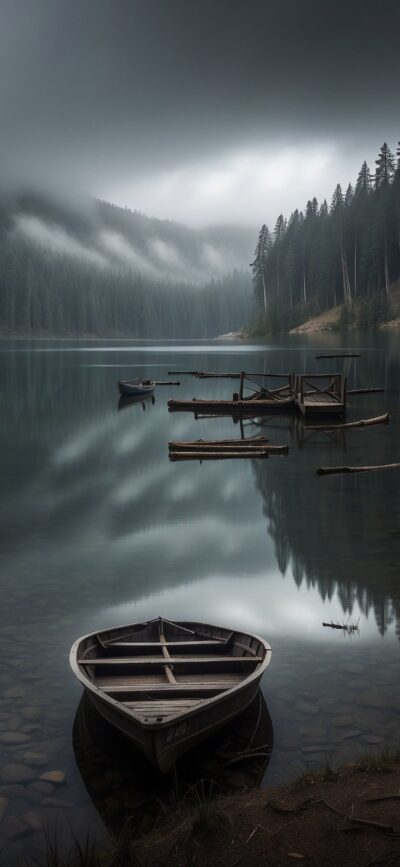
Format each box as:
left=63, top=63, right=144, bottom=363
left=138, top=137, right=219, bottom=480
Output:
left=0, top=333, right=399, bottom=859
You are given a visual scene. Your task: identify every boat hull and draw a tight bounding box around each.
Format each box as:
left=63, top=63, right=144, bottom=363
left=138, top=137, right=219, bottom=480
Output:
left=70, top=618, right=271, bottom=774
left=118, top=380, right=155, bottom=397
left=86, top=677, right=262, bottom=773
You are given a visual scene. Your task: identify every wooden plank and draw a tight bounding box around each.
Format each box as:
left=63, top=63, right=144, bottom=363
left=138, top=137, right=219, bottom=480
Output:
left=109, top=640, right=227, bottom=649
left=159, top=619, right=176, bottom=684
left=99, top=682, right=241, bottom=695
left=79, top=655, right=262, bottom=665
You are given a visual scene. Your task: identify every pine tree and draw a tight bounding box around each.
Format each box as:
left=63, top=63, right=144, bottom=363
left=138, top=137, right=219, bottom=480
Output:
left=250, top=224, right=271, bottom=311
left=355, top=161, right=372, bottom=197
left=375, top=142, right=395, bottom=188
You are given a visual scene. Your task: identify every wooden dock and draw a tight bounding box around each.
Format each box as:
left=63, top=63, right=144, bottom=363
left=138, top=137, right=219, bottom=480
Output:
left=168, top=372, right=351, bottom=418
left=295, top=374, right=346, bottom=417
left=168, top=373, right=296, bottom=416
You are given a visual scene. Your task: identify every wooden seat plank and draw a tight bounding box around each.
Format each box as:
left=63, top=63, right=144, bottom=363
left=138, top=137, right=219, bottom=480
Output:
left=100, top=683, right=239, bottom=695
left=79, top=654, right=261, bottom=665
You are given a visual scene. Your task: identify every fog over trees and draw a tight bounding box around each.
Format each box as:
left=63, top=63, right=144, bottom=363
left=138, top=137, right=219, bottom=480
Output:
left=251, top=139, right=400, bottom=331
left=0, top=192, right=252, bottom=338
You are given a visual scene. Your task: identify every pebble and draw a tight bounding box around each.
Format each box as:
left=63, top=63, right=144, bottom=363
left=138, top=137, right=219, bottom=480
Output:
left=4, top=687, right=28, bottom=699
left=0, top=732, right=30, bottom=746
left=19, top=751, right=48, bottom=768
left=21, top=708, right=42, bottom=721
left=39, top=770, right=66, bottom=786
left=0, top=764, right=36, bottom=784
left=6, top=717, right=23, bottom=732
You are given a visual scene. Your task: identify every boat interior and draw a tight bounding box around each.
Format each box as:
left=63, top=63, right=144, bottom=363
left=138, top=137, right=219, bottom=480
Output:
left=76, top=618, right=268, bottom=722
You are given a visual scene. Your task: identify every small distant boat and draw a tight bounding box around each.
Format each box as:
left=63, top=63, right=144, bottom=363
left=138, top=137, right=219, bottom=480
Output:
left=70, top=617, right=271, bottom=773
left=118, top=378, right=155, bottom=397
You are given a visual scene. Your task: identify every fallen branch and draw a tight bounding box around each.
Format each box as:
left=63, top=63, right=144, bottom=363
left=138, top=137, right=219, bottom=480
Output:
left=306, top=413, right=389, bottom=431
left=323, top=620, right=360, bottom=634
left=347, top=387, right=384, bottom=395
left=316, top=353, right=360, bottom=359
left=317, top=462, right=400, bottom=476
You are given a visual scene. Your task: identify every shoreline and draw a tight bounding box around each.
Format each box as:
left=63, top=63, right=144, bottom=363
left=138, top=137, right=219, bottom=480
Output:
left=131, top=752, right=400, bottom=866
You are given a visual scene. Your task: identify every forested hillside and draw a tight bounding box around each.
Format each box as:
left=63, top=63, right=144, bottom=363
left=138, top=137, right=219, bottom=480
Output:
left=251, top=140, right=400, bottom=332
left=0, top=192, right=253, bottom=338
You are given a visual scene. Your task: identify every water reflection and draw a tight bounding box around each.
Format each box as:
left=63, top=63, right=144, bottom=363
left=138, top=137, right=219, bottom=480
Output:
left=0, top=336, right=400, bottom=860
left=73, top=691, right=273, bottom=836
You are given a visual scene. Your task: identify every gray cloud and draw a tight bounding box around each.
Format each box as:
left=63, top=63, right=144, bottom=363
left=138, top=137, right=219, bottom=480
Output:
left=1, top=0, right=399, bottom=226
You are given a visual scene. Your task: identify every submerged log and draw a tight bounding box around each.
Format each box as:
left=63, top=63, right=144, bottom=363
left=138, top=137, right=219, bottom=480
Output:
left=167, top=370, right=291, bottom=379
left=316, top=353, right=360, bottom=359
left=317, top=461, right=400, bottom=476
left=144, top=380, right=181, bottom=385
left=306, top=413, right=390, bottom=431
left=169, top=450, right=272, bottom=461
left=347, top=387, right=384, bottom=395
left=170, top=442, right=288, bottom=454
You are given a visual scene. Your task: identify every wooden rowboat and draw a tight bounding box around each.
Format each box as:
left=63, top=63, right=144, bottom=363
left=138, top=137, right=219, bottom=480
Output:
left=70, top=617, right=271, bottom=774
left=118, top=378, right=155, bottom=397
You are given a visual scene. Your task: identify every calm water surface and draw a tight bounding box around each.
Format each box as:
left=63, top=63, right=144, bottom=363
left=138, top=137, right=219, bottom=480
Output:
left=0, top=333, right=399, bottom=858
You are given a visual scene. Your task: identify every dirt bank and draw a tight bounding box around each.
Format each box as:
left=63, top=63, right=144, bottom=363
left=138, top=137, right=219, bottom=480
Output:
left=290, top=305, right=344, bottom=333
left=135, top=754, right=400, bottom=866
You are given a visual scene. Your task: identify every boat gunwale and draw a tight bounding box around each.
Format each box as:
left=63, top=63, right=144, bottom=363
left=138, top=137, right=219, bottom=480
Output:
left=70, top=620, right=271, bottom=731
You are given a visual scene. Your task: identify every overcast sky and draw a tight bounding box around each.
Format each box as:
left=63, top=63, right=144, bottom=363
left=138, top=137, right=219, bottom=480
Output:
left=1, top=0, right=399, bottom=227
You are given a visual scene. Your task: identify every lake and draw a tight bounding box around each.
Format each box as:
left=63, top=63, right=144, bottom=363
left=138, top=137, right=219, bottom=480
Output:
left=0, top=332, right=399, bottom=859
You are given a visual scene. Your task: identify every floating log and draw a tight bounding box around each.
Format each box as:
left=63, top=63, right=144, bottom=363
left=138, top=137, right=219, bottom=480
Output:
left=317, top=462, right=400, bottom=476
left=306, top=413, right=390, bottom=431
left=167, top=370, right=291, bottom=379
left=315, top=354, right=360, bottom=359
left=170, top=442, right=288, bottom=454
left=144, top=380, right=181, bottom=386
left=168, top=436, right=270, bottom=449
left=169, top=450, right=272, bottom=461
left=347, top=387, right=384, bottom=395
left=168, top=396, right=296, bottom=415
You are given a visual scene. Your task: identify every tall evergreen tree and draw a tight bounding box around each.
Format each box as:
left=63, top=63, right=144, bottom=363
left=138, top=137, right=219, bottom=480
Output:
left=250, top=224, right=271, bottom=311
left=375, top=142, right=395, bottom=188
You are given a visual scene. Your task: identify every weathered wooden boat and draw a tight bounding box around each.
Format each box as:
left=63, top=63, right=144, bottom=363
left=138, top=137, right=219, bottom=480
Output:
left=118, top=378, right=155, bottom=397
left=70, top=617, right=271, bottom=774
